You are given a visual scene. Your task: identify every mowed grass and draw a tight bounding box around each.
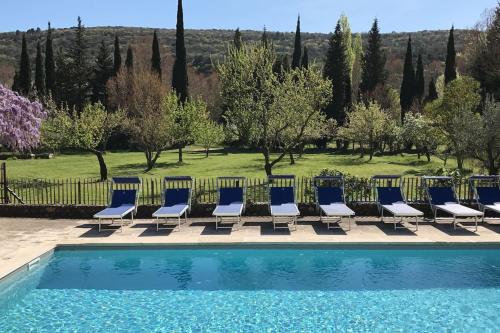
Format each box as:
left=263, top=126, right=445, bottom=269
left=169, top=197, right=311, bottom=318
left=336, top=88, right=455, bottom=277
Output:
left=6, top=147, right=461, bottom=180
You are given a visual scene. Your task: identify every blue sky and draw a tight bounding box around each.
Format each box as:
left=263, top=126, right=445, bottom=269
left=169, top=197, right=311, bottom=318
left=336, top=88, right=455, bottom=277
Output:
left=1, top=0, right=497, bottom=33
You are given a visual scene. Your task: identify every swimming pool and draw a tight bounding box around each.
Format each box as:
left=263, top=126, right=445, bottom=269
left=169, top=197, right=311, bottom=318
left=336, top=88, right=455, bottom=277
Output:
left=1, top=245, right=500, bottom=332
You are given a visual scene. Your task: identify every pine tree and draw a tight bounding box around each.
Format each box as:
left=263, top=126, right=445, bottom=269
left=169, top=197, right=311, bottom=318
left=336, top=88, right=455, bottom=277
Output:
left=324, top=22, right=350, bottom=125
left=151, top=30, right=162, bottom=80
left=400, top=36, right=415, bottom=121
left=172, top=0, right=189, bottom=104
left=35, top=41, right=45, bottom=96
left=233, top=28, right=242, bottom=50
left=426, top=77, right=439, bottom=102
left=360, top=19, right=386, bottom=95
left=301, top=46, right=309, bottom=68
left=291, top=15, right=302, bottom=69
left=444, top=26, right=457, bottom=85
left=61, top=16, right=92, bottom=111
left=92, top=39, right=113, bottom=105
left=113, top=35, right=122, bottom=75
left=18, top=33, right=31, bottom=95
left=415, top=54, right=425, bottom=101
left=45, top=22, right=55, bottom=94
left=125, top=45, right=134, bottom=71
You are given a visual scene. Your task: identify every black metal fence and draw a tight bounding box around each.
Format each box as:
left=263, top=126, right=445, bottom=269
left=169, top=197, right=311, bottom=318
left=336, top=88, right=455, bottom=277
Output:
left=1, top=175, right=475, bottom=206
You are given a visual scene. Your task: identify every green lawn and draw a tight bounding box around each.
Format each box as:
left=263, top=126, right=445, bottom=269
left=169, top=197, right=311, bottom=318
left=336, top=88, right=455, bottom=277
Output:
left=4, top=147, right=464, bottom=180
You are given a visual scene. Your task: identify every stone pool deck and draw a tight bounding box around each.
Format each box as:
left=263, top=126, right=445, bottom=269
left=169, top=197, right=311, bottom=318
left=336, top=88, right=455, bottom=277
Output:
left=1, top=216, right=500, bottom=279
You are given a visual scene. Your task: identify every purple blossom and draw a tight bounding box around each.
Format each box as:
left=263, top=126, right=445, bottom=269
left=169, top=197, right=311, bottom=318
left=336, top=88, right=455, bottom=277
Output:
left=0, top=85, right=46, bottom=152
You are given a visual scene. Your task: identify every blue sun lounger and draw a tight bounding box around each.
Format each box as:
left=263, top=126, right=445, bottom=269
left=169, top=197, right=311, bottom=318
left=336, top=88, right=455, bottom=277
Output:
left=313, top=176, right=354, bottom=231
left=152, top=176, right=192, bottom=231
left=469, top=175, right=500, bottom=223
left=212, top=177, right=246, bottom=230
left=268, top=175, right=300, bottom=231
left=423, top=176, right=483, bottom=231
left=372, top=175, right=423, bottom=231
left=93, top=177, right=141, bottom=232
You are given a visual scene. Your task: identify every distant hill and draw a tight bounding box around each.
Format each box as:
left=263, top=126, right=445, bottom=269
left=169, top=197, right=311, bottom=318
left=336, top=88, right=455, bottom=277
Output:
left=0, top=26, right=467, bottom=90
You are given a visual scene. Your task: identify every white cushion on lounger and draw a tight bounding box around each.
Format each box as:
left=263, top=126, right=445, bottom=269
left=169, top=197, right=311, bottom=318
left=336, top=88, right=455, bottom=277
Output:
left=271, top=204, right=300, bottom=216
left=436, top=203, right=483, bottom=216
left=485, top=203, right=500, bottom=213
left=320, top=203, right=355, bottom=217
left=153, top=204, right=189, bottom=218
left=213, top=203, right=244, bottom=217
left=382, top=203, right=423, bottom=217
left=93, top=205, right=136, bottom=219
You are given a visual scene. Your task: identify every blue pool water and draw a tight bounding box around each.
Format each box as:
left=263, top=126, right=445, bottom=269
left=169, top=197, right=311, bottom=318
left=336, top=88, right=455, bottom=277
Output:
left=1, top=246, right=500, bottom=332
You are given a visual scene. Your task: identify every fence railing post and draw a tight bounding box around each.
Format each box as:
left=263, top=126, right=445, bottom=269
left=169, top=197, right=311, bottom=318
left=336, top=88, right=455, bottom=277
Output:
left=77, top=179, right=82, bottom=205
left=1, top=163, right=8, bottom=204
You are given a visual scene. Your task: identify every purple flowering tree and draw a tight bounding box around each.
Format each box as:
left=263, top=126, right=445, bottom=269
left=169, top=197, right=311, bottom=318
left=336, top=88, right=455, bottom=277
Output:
left=0, top=85, right=46, bottom=152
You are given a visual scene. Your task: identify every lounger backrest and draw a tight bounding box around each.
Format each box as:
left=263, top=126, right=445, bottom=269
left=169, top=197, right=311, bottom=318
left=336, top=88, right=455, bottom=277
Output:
left=110, top=189, right=137, bottom=207
left=427, top=187, right=457, bottom=205
left=219, top=187, right=244, bottom=205
left=376, top=187, right=404, bottom=205
left=164, top=188, right=190, bottom=206
left=270, top=187, right=295, bottom=205
left=476, top=187, right=500, bottom=205
left=316, top=187, right=344, bottom=205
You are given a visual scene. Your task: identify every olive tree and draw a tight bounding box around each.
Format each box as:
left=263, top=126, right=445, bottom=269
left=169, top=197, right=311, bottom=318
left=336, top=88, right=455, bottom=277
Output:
left=338, top=101, right=387, bottom=160
left=217, top=44, right=331, bottom=175
left=425, top=76, right=481, bottom=170
left=402, top=113, right=443, bottom=162
left=466, top=96, right=500, bottom=174
left=41, top=101, right=123, bottom=180
left=108, top=70, right=171, bottom=171
left=195, top=118, right=225, bottom=157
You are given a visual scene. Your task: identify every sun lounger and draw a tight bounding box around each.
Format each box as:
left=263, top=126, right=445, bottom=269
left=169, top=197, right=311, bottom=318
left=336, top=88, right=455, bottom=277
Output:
left=152, top=176, right=192, bottom=231
left=313, top=176, right=354, bottom=231
left=469, top=175, right=500, bottom=222
left=423, top=176, right=483, bottom=231
left=93, top=177, right=141, bottom=232
left=372, top=175, right=423, bottom=231
left=268, top=175, right=300, bottom=231
left=213, top=177, right=246, bottom=230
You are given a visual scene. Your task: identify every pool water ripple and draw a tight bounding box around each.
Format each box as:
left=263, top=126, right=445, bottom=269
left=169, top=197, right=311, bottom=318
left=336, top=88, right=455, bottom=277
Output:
left=1, top=247, right=500, bottom=332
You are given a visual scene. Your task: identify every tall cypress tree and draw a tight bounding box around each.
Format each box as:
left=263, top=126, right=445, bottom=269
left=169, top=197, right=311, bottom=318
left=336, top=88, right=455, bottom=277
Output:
left=125, top=45, right=134, bottom=71
left=35, top=40, right=45, bottom=96
left=291, top=15, right=302, bottom=69
left=400, top=36, right=415, bottom=121
left=415, top=54, right=425, bottom=101
left=12, top=71, right=20, bottom=92
left=261, top=27, right=269, bottom=48
left=92, top=39, right=113, bottom=105
left=301, top=46, right=309, bottom=69
left=172, top=0, right=189, bottom=103
left=427, top=77, right=439, bottom=102
left=151, top=30, right=162, bottom=80
left=113, top=35, right=122, bottom=75
left=233, top=28, right=242, bottom=50
left=45, top=22, right=55, bottom=94
left=324, top=22, right=350, bottom=126
left=18, top=33, right=31, bottom=95
left=360, top=19, right=386, bottom=95
left=444, top=26, right=457, bottom=85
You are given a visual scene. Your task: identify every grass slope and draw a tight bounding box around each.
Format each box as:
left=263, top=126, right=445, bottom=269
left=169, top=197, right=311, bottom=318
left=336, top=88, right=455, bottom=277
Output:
left=5, top=148, right=458, bottom=179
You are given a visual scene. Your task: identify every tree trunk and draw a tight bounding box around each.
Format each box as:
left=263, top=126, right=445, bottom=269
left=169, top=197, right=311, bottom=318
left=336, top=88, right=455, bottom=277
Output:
left=289, top=152, right=295, bottom=165
left=263, top=151, right=273, bottom=176
left=336, top=140, right=342, bottom=151
left=144, top=150, right=161, bottom=172
left=93, top=150, right=108, bottom=181
left=205, top=148, right=209, bottom=158
left=178, top=147, right=183, bottom=163
left=456, top=152, right=464, bottom=170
